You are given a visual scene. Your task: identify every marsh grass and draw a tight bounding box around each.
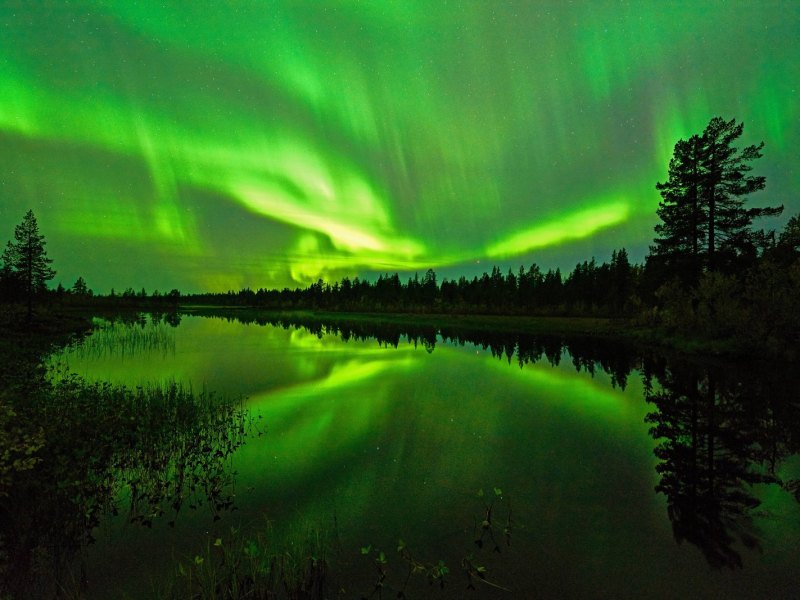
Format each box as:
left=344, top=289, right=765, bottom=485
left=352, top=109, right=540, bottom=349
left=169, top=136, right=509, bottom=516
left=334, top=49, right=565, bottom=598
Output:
left=0, top=362, right=258, bottom=598
left=45, top=369, right=256, bottom=526
left=64, top=317, right=176, bottom=360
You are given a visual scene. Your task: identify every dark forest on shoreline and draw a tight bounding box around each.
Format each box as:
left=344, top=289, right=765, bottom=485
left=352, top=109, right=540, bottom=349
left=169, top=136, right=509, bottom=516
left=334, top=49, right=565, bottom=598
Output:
left=2, top=117, right=799, bottom=355
left=1, top=116, right=799, bottom=596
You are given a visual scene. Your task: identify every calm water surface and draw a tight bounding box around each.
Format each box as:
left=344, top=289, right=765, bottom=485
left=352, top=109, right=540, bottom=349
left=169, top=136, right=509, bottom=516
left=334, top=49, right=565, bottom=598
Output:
left=50, top=314, right=800, bottom=598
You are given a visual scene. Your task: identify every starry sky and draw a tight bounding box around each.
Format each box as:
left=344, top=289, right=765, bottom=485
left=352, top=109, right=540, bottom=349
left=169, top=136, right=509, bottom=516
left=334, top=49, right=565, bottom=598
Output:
left=1, top=1, right=797, bottom=293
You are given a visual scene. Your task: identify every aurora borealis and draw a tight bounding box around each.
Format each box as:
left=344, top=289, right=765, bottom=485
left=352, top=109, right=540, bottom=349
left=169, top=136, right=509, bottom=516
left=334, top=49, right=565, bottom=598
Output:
left=1, top=1, right=797, bottom=292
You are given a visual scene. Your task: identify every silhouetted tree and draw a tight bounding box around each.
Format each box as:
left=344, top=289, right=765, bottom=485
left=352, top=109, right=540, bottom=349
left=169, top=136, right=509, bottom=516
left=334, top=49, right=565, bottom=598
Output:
left=701, top=117, right=781, bottom=271
left=778, top=213, right=800, bottom=249
left=166, top=289, right=181, bottom=305
left=0, top=242, right=24, bottom=302
left=72, top=276, right=88, bottom=296
left=770, top=213, right=800, bottom=265
left=421, top=269, right=438, bottom=304
left=608, top=248, right=632, bottom=314
left=653, top=134, right=705, bottom=283
left=651, top=118, right=782, bottom=281
left=2, top=210, right=55, bottom=320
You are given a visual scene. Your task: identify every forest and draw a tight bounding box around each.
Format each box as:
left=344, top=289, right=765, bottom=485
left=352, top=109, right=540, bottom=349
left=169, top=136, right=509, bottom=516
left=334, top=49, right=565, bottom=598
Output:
left=2, top=117, right=799, bottom=353
left=1, top=117, right=800, bottom=598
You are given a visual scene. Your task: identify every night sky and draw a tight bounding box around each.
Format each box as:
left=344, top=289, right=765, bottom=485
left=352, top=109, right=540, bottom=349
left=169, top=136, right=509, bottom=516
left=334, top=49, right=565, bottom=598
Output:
left=1, top=1, right=797, bottom=293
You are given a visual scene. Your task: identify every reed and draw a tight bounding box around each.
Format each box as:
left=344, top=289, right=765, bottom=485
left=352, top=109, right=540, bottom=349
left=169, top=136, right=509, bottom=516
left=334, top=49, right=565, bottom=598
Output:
left=1, top=365, right=258, bottom=598
left=65, top=318, right=176, bottom=359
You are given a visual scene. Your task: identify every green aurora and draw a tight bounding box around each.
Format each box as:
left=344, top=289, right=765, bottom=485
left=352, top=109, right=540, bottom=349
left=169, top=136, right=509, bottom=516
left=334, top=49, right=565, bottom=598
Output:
left=0, top=1, right=797, bottom=292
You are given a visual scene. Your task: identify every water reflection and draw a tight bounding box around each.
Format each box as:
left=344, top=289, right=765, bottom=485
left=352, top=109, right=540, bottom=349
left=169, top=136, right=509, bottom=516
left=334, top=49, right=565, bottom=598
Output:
left=204, top=311, right=800, bottom=571
left=201, top=310, right=641, bottom=389
left=4, top=311, right=800, bottom=598
left=0, top=346, right=255, bottom=597
left=644, top=359, right=800, bottom=568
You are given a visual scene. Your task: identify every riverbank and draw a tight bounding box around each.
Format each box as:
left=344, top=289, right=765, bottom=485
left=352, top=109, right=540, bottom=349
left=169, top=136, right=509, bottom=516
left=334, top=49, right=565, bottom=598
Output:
left=3, top=302, right=793, bottom=362
left=0, top=305, right=92, bottom=376
left=181, top=305, right=626, bottom=335
left=180, top=305, right=780, bottom=360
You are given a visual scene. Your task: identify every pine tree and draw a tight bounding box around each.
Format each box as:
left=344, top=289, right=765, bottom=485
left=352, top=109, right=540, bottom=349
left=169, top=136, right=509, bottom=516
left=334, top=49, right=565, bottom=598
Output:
left=4, top=210, right=56, bottom=319
left=778, top=214, right=800, bottom=251
left=0, top=242, right=22, bottom=302
left=72, top=276, right=88, bottom=296
left=651, top=117, right=782, bottom=282
left=609, top=248, right=632, bottom=314
left=653, top=134, right=705, bottom=282
left=700, top=117, right=780, bottom=270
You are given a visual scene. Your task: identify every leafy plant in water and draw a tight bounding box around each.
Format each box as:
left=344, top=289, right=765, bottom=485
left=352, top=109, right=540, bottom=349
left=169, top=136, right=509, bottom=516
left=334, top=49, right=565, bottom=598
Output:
left=0, top=358, right=260, bottom=598
left=474, top=487, right=512, bottom=553
left=359, top=486, right=512, bottom=599
left=360, top=544, right=389, bottom=599
left=163, top=519, right=329, bottom=599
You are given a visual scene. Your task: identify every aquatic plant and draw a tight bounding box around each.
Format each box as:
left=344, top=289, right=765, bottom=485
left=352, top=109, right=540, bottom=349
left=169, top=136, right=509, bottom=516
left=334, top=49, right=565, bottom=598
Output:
left=359, top=487, right=512, bottom=599
left=0, top=366, right=258, bottom=598
left=161, top=519, right=329, bottom=600
left=63, top=317, right=176, bottom=360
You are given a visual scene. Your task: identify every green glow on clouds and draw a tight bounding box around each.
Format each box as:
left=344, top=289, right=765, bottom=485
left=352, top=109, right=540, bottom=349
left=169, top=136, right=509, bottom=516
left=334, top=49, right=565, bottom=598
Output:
left=0, top=1, right=797, bottom=291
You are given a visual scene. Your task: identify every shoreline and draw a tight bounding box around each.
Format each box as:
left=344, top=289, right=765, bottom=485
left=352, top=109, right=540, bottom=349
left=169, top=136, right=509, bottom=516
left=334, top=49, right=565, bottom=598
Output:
left=3, top=302, right=794, bottom=362
left=178, top=306, right=778, bottom=361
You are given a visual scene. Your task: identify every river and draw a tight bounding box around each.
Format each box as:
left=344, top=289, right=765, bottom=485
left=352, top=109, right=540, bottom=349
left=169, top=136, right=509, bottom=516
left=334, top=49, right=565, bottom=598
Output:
left=42, top=312, right=800, bottom=598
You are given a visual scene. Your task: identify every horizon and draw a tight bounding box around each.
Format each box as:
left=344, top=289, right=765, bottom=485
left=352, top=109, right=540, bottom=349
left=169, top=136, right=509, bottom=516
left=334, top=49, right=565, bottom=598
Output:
left=1, top=2, right=798, bottom=293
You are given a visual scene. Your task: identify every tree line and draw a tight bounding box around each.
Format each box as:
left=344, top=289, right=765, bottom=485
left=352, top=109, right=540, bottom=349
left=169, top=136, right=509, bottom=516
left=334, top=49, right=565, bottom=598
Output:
left=188, top=249, right=634, bottom=316
left=188, top=117, right=800, bottom=350
left=0, top=210, right=181, bottom=319
left=2, top=116, right=799, bottom=349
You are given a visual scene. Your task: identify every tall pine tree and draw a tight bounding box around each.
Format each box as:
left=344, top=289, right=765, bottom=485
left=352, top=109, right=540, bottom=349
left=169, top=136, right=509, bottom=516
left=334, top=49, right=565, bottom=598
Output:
left=3, top=210, right=56, bottom=320
left=651, top=117, right=782, bottom=283
left=652, top=134, right=705, bottom=282
left=700, top=117, right=781, bottom=270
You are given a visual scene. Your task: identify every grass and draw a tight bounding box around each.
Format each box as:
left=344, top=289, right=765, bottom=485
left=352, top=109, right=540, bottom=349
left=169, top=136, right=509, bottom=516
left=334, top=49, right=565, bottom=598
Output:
left=0, top=320, right=258, bottom=598
left=63, top=317, right=176, bottom=360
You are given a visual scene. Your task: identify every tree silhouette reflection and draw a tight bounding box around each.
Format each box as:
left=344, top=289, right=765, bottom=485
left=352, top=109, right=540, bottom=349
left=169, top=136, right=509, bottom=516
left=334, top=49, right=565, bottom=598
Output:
left=212, top=310, right=800, bottom=569
left=645, top=360, right=800, bottom=568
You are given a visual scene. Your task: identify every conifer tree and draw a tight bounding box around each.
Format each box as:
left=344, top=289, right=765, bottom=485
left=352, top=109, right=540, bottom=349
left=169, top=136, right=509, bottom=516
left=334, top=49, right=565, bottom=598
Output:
left=72, top=276, right=88, bottom=296
left=778, top=214, right=800, bottom=251
left=4, top=210, right=56, bottom=319
left=700, top=117, right=780, bottom=270
left=652, top=117, right=782, bottom=282
left=652, top=134, right=705, bottom=281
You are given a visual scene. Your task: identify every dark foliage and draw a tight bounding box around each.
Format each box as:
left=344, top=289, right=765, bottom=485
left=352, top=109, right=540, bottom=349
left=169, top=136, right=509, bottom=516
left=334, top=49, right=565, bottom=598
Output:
left=0, top=210, right=55, bottom=318
left=184, top=250, right=636, bottom=318
left=651, top=117, right=782, bottom=284
left=0, top=323, right=254, bottom=597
